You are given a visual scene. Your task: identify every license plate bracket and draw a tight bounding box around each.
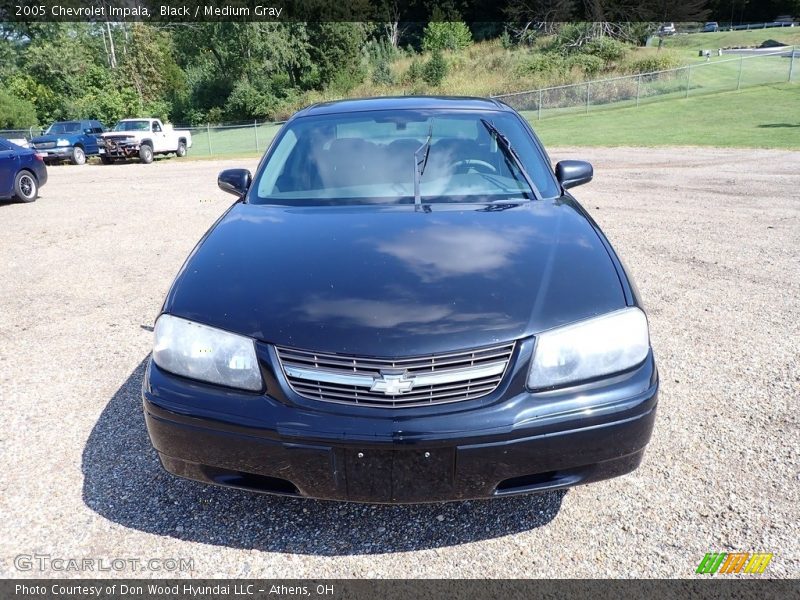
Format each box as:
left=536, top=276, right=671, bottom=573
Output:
left=344, top=448, right=455, bottom=502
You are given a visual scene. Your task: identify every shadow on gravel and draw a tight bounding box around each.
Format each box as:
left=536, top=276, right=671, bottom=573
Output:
left=82, top=359, right=565, bottom=556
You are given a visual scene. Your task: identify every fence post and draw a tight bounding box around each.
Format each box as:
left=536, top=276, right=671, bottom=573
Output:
left=636, top=74, right=641, bottom=107
left=538, top=89, right=543, bottom=120
left=737, top=55, right=744, bottom=90
left=586, top=82, right=591, bottom=114
left=685, top=65, right=691, bottom=98
left=789, top=46, right=796, bottom=83
left=254, top=119, right=259, bottom=151
left=206, top=123, right=212, bottom=156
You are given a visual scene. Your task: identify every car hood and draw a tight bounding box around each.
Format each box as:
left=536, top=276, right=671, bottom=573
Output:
left=31, top=134, right=70, bottom=144
left=164, top=199, right=626, bottom=356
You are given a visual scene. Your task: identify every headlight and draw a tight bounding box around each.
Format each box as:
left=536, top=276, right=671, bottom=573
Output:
left=527, top=308, right=650, bottom=390
left=153, top=314, right=263, bottom=391
left=56, top=139, right=70, bottom=147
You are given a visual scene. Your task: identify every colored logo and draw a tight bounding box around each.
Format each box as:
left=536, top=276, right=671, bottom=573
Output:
left=696, top=553, right=773, bottom=574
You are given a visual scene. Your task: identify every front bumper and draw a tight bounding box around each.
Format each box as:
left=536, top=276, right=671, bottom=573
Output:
left=34, top=147, right=72, bottom=161
left=101, top=140, right=139, bottom=158
left=142, top=343, right=658, bottom=503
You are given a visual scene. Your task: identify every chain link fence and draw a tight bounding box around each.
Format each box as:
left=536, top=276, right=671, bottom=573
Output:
left=494, top=47, right=797, bottom=119
left=2, top=47, right=796, bottom=157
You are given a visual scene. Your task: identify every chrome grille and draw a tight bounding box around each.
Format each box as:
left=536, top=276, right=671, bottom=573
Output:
left=33, top=142, right=55, bottom=149
left=275, top=342, right=515, bottom=408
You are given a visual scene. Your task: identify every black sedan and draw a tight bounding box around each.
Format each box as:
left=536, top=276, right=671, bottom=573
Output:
left=0, top=137, right=48, bottom=203
left=144, top=96, right=658, bottom=503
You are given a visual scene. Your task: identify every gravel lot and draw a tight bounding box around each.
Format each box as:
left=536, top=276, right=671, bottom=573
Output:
left=1, top=148, right=798, bottom=578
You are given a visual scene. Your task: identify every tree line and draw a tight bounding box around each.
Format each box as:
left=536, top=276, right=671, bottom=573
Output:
left=0, top=0, right=797, bottom=129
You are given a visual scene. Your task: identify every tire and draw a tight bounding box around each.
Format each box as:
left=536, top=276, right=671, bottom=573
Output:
left=139, top=144, right=154, bottom=164
left=176, top=140, right=187, bottom=157
left=70, top=145, right=86, bottom=165
left=100, top=155, right=114, bottom=165
left=14, top=170, right=38, bottom=203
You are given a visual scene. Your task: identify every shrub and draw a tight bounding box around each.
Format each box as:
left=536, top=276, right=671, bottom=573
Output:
left=513, top=52, right=565, bottom=76
left=422, top=11, right=472, bottom=52
left=372, top=59, right=395, bottom=85
left=403, top=59, right=425, bottom=84
left=500, top=29, right=513, bottom=50
left=565, top=54, right=605, bottom=76
left=583, top=37, right=629, bottom=63
left=0, top=90, right=38, bottom=128
left=625, top=52, right=682, bottom=75
left=423, top=50, right=448, bottom=86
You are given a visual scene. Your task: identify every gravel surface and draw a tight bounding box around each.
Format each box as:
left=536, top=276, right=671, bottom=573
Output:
left=0, top=148, right=798, bottom=579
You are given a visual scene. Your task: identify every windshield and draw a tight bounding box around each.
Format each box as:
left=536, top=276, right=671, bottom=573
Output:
left=252, top=109, right=559, bottom=205
left=45, top=122, right=80, bottom=135
left=113, top=120, right=150, bottom=132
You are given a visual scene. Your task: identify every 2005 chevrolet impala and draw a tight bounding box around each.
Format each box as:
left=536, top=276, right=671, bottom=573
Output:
left=143, top=96, right=658, bottom=503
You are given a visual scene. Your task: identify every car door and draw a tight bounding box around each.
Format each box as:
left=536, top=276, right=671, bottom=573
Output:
left=0, top=139, right=21, bottom=198
left=151, top=121, right=169, bottom=152
left=80, top=121, right=99, bottom=154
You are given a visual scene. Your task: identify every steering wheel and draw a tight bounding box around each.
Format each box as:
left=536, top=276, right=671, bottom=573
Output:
left=451, top=159, right=497, bottom=174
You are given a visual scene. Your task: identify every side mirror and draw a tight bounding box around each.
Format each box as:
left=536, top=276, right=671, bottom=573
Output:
left=218, top=169, right=252, bottom=197
left=555, top=160, right=593, bottom=190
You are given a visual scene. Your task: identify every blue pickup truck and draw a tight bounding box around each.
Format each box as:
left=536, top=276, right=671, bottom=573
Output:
left=30, top=120, right=105, bottom=165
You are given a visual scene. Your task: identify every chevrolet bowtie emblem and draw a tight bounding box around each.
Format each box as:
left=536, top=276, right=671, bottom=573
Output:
left=370, top=372, right=415, bottom=395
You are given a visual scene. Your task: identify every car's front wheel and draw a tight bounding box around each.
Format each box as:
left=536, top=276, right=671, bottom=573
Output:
left=70, top=145, right=86, bottom=165
left=14, top=170, right=38, bottom=203
left=139, top=144, right=154, bottom=164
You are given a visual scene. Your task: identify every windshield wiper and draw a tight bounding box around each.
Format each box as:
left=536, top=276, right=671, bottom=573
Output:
left=480, top=119, right=542, bottom=201
left=413, top=122, right=433, bottom=209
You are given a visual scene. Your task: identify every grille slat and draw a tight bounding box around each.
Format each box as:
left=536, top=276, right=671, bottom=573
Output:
left=276, top=342, right=514, bottom=408
left=278, top=349, right=513, bottom=373
left=292, top=375, right=503, bottom=399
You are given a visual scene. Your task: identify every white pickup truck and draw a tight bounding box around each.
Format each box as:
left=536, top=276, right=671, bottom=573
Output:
left=99, top=118, right=192, bottom=164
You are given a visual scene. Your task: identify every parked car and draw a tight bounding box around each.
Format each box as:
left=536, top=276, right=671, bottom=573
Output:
left=30, top=120, right=105, bottom=165
left=703, top=22, right=720, bottom=32
left=658, top=22, right=676, bottom=35
left=0, top=137, right=47, bottom=202
left=143, top=96, right=659, bottom=503
left=99, top=118, right=192, bottom=164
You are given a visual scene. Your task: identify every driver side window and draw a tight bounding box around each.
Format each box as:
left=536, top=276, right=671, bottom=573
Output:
left=152, top=122, right=162, bottom=133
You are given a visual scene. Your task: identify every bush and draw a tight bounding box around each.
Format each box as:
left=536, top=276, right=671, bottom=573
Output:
left=625, top=52, right=682, bottom=75
left=403, top=59, right=425, bottom=84
left=423, top=50, right=448, bottom=86
left=583, top=37, right=629, bottom=63
left=0, top=90, right=38, bottom=128
left=372, top=59, right=395, bottom=85
left=422, top=12, right=472, bottom=52
left=499, top=29, right=513, bottom=50
left=514, top=52, right=565, bottom=76
left=565, top=54, right=605, bottom=76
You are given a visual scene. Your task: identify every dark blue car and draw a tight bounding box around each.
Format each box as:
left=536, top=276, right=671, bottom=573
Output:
left=0, top=137, right=48, bottom=203
left=143, top=96, right=658, bottom=503
left=30, top=119, right=105, bottom=165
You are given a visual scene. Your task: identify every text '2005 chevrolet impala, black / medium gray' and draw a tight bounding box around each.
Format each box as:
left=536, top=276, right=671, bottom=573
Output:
left=142, top=96, right=658, bottom=503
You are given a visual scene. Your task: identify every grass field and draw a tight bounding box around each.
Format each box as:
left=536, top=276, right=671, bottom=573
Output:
left=532, top=83, right=800, bottom=149
left=659, top=27, right=800, bottom=52
left=181, top=46, right=798, bottom=158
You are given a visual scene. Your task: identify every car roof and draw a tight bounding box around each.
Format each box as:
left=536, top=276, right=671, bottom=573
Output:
left=297, top=96, right=513, bottom=118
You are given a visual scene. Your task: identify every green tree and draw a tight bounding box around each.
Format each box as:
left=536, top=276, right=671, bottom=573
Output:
left=0, top=90, right=38, bottom=128
left=120, top=24, right=185, bottom=116
left=423, top=49, right=448, bottom=86
left=422, top=8, right=472, bottom=52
